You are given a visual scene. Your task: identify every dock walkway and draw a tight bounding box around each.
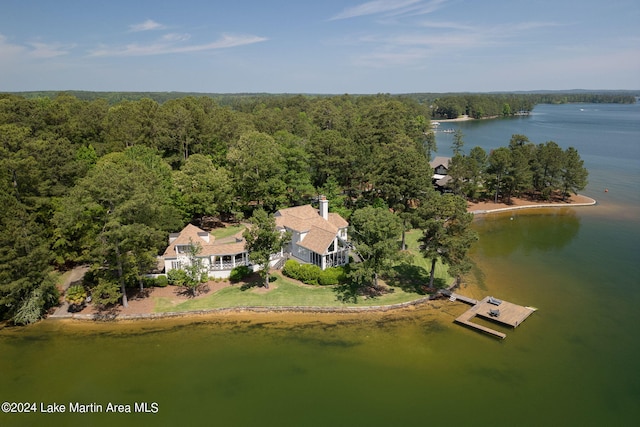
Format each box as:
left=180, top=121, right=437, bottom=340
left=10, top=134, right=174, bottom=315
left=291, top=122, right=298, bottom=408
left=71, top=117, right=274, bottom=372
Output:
left=450, top=294, right=536, bottom=339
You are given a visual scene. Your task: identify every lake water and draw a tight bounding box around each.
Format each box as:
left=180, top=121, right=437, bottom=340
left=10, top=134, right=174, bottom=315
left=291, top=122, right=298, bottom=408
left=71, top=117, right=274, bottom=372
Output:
left=1, top=103, right=639, bottom=426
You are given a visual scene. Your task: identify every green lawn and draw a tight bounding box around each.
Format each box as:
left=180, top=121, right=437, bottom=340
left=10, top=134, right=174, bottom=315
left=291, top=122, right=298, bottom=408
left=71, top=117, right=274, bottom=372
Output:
left=399, top=229, right=451, bottom=284
left=209, top=224, right=245, bottom=239
left=153, top=228, right=453, bottom=313
left=154, top=274, right=426, bottom=313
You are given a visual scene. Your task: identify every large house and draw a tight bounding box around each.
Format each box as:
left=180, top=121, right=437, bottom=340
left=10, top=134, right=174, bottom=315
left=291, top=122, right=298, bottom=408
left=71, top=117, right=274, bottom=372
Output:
left=275, top=197, right=350, bottom=270
left=162, top=197, right=350, bottom=278
left=162, top=224, right=252, bottom=279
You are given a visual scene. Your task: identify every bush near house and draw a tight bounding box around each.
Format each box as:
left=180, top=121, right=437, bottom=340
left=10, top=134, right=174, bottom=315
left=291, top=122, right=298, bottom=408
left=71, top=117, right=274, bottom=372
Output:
left=229, top=265, right=252, bottom=282
left=154, top=275, right=169, bottom=287
left=282, top=259, right=346, bottom=286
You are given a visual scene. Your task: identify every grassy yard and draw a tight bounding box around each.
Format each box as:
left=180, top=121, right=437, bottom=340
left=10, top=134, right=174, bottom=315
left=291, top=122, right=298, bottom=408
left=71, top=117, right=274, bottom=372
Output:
left=209, top=224, right=245, bottom=239
left=154, top=229, right=453, bottom=313
left=397, top=229, right=451, bottom=286
left=154, top=273, right=426, bottom=313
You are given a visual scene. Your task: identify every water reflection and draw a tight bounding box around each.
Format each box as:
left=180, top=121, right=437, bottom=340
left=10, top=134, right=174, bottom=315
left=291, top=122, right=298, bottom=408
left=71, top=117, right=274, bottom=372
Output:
left=472, top=209, right=580, bottom=257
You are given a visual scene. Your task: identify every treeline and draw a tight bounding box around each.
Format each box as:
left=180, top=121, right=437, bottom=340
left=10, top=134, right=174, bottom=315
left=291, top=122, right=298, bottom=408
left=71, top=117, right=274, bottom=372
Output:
left=417, top=92, right=637, bottom=120
left=447, top=132, right=588, bottom=203
left=0, top=92, right=588, bottom=324
left=13, top=90, right=637, bottom=110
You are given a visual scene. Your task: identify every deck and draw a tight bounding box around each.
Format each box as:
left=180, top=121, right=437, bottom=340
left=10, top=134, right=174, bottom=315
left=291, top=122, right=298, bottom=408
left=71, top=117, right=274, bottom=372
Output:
left=450, top=293, right=536, bottom=339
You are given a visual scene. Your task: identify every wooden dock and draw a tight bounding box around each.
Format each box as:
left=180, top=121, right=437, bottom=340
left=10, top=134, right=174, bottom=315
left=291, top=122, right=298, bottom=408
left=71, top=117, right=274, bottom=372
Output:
left=450, top=294, right=536, bottom=339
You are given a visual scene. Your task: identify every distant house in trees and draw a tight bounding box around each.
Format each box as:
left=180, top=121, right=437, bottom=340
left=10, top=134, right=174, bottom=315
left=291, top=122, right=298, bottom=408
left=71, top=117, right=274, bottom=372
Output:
left=430, top=156, right=452, bottom=191
left=275, top=197, right=350, bottom=270
left=162, top=197, right=350, bottom=278
left=162, top=224, right=253, bottom=279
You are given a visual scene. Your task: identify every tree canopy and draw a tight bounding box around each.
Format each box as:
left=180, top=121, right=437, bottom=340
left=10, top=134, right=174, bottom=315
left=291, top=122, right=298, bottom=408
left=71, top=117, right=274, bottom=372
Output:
left=349, top=207, right=403, bottom=290
left=54, top=147, right=182, bottom=307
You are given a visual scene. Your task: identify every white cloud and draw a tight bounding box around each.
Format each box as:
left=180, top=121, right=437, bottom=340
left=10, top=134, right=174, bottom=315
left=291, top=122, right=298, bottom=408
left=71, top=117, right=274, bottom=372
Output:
left=129, top=19, right=166, bottom=32
left=330, top=0, right=450, bottom=20
left=88, top=33, right=267, bottom=57
left=330, top=0, right=422, bottom=20
left=161, top=33, right=191, bottom=42
left=348, top=19, right=569, bottom=68
left=419, top=20, right=475, bottom=31
left=0, top=34, right=25, bottom=59
left=27, top=41, right=75, bottom=58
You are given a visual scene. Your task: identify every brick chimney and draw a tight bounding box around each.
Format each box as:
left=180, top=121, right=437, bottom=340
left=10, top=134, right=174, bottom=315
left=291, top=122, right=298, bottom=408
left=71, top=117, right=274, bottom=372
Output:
left=319, top=195, right=329, bottom=220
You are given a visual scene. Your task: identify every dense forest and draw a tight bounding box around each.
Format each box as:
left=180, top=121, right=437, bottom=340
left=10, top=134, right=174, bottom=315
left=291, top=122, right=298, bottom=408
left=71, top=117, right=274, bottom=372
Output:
left=0, top=92, right=591, bottom=324
left=12, top=90, right=637, bottom=116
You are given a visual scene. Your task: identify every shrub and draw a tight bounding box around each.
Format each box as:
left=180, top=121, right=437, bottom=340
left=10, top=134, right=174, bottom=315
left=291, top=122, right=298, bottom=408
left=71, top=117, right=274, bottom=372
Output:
left=154, top=275, right=169, bottom=287
left=297, top=264, right=322, bottom=285
left=229, top=265, right=252, bottom=282
left=282, top=260, right=347, bottom=286
left=282, top=260, right=324, bottom=285
left=167, top=269, right=188, bottom=286
left=66, top=285, right=87, bottom=305
left=319, top=267, right=346, bottom=286
left=282, top=259, right=301, bottom=280
left=91, top=279, right=121, bottom=308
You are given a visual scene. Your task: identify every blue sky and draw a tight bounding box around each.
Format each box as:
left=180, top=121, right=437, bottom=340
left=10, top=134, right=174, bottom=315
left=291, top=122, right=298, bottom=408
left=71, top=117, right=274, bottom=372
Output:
left=1, top=0, right=639, bottom=93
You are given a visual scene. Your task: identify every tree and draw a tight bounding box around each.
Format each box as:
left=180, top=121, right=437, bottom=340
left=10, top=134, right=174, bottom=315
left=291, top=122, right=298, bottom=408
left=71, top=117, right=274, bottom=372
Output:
left=178, top=240, right=209, bottom=297
left=451, top=129, right=465, bottom=156
left=507, top=134, right=534, bottom=198
left=463, top=146, right=487, bottom=200
left=487, top=147, right=512, bottom=203
left=417, top=194, right=477, bottom=287
left=54, top=147, right=183, bottom=307
left=560, top=147, right=588, bottom=199
left=349, top=207, right=403, bottom=289
left=274, top=131, right=315, bottom=206
left=227, top=131, right=287, bottom=211
left=372, top=136, right=433, bottom=250
left=243, top=209, right=289, bottom=288
left=423, top=131, right=437, bottom=162
left=309, top=129, right=356, bottom=188
left=0, top=124, right=60, bottom=324
left=446, top=154, right=466, bottom=196
left=533, top=141, right=563, bottom=199
left=173, top=154, right=233, bottom=221
left=156, top=97, right=213, bottom=167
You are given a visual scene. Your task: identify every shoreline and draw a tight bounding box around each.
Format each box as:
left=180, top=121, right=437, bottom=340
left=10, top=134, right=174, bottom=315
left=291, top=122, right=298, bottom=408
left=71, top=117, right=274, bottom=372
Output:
left=432, top=114, right=474, bottom=123
left=47, top=296, right=436, bottom=322
left=468, top=194, right=596, bottom=215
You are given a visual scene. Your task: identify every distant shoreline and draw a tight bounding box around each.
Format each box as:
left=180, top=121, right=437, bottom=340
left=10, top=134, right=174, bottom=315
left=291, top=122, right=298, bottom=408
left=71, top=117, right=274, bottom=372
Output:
left=432, top=115, right=474, bottom=123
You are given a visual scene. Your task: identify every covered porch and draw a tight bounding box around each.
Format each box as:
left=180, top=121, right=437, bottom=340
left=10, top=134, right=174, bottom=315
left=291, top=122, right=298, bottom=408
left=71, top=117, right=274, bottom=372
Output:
left=209, top=252, right=250, bottom=271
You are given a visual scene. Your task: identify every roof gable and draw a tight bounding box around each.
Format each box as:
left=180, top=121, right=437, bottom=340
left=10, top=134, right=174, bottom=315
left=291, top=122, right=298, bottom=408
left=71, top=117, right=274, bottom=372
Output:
left=430, top=156, right=451, bottom=170
left=163, top=224, right=247, bottom=257
left=275, top=204, right=349, bottom=254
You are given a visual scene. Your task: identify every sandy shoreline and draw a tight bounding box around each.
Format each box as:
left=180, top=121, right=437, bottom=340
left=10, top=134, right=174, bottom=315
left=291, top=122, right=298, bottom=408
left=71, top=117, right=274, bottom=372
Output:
left=468, top=194, right=596, bottom=214
left=432, top=114, right=474, bottom=123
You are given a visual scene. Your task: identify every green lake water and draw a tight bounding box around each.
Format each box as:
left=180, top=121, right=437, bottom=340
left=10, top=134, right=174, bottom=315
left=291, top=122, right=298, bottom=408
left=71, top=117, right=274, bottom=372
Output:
left=1, top=103, right=639, bottom=426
